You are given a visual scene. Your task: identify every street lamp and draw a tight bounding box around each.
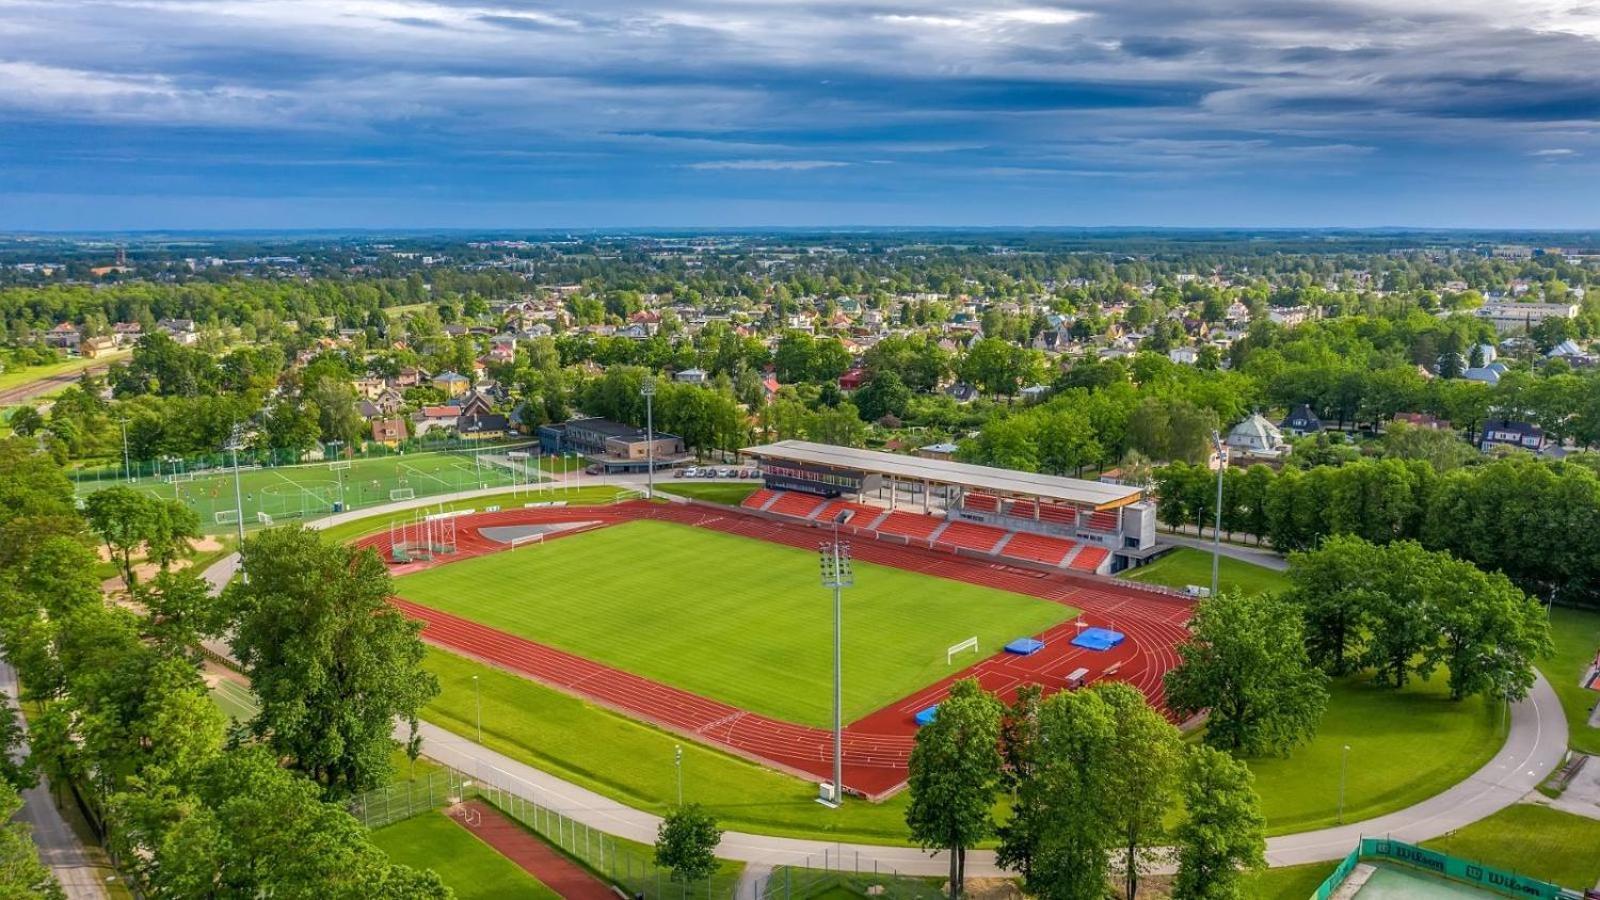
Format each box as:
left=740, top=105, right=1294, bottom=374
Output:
left=640, top=379, right=657, bottom=499
left=1338, top=744, right=1350, bottom=824
left=817, top=509, right=854, bottom=807
left=1210, top=429, right=1225, bottom=599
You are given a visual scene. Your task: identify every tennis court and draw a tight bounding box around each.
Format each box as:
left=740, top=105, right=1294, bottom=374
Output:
left=79, top=446, right=545, bottom=532
left=1349, top=864, right=1502, bottom=898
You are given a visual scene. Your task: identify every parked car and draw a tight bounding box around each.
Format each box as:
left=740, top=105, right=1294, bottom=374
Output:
left=684, top=467, right=700, bottom=477
left=673, top=468, right=686, bottom=478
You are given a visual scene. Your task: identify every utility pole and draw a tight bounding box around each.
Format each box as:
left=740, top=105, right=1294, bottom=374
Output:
left=817, top=509, right=854, bottom=807
left=1210, top=429, right=1225, bottom=599
left=641, top=379, right=657, bottom=499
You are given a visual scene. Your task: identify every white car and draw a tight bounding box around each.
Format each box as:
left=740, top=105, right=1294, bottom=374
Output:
left=683, top=466, right=700, bottom=477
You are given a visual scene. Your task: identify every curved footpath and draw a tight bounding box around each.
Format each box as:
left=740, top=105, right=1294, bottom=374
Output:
left=199, top=481, right=1570, bottom=894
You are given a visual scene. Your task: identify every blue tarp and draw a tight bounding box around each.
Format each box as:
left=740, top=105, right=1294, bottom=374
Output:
left=914, top=705, right=939, bottom=727
left=1070, top=627, right=1126, bottom=651
left=1005, top=637, right=1046, bottom=655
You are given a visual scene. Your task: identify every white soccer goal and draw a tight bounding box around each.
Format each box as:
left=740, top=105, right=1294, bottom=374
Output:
left=946, top=636, right=979, bottom=666
left=390, top=488, right=416, bottom=501
left=509, top=533, right=543, bottom=550
left=329, top=460, right=353, bottom=471
left=214, top=509, right=240, bottom=525
left=256, top=511, right=274, bottom=526
left=168, top=472, right=197, bottom=484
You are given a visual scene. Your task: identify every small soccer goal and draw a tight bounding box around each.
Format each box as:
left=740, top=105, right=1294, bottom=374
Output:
left=214, top=509, right=240, bottom=526
left=390, top=488, right=416, bottom=501
left=509, top=533, right=543, bottom=550
left=256, top=511, right=274, bottom=526
left=947, top=636, right=979, bottom=666
left=328, top=460, right=353, bottom=471
left=167, top=472, right=197, bottom=484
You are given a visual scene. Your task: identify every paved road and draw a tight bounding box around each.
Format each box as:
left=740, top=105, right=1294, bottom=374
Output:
left=1154, top=530, right=1289, bottom=571
left=200, top=483, right=1569, bottom=894
left=0, top=662, right=113, bottom=900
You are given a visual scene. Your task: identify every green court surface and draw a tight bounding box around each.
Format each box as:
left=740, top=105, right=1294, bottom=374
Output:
left=75, top=448, right=541, bottom=533
left=1248, top=673, right=1502, bottom=836
left=370, top=811, right=560, bottom=900
left=1349, top=864, right=1498, bottom=898
left=209, top=678, right=259, bottom=723
left=396, top=519, right=1076, bottom=728
left=1121, top=546, right=1290, bottom=596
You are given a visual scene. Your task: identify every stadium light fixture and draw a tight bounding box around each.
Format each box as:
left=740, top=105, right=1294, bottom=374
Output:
left=818, top=508, right=854, bottom=808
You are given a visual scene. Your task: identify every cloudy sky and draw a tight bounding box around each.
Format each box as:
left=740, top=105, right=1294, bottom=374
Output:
left=1, top=0, right=1598, bottom=229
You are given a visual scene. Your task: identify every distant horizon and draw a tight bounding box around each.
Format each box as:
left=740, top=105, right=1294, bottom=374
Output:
left=7, top=225, right=1600, bottom=239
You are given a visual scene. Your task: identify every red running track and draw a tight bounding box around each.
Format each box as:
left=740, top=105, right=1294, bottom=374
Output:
left=357, top=501, right=1193, bottom=799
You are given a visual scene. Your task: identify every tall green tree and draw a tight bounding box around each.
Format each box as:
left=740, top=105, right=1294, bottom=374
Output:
left=1172, top=746, right=1266, bottom=900
left=653, top=804, right=723, bottom=888
left=225, top=526, right=438, bottom=795
left=905, top=679, right=1004, bottom=898
left=1100, top=683, right=1182, bottom=900
left=1165, top=592, right=1329, bottom=757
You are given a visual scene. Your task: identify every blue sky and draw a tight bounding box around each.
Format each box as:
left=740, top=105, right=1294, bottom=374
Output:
left=1, top=0, right=1598, bottom=229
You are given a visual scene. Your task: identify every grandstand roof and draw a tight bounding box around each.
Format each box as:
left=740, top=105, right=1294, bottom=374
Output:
left=742, top=440, right=1143, bottom=509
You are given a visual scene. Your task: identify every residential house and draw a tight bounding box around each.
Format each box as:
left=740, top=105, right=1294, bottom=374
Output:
left=1226, top=414, right=1288, bottom=459
left=838, top=368, right=867, bottom=391
left=45, top=323, right=81, bottom=350
left=916, top=443, right=959, bottom=460
left=1476, top=302, right=1578, bottom=333
left=1463, top=363, right=1507, bottom=386
left=1167, top=346, right=1199, bottom=366
left=674, top=368, right=708, bottom=384
left=1279, top=404, right=1323, bottom=437
left=411, top=405, right=461, bottom=438
left=157, top=319, right=199, bottom=345
left=393, top=367, right=427, bottom=388
left=945, top=382, right=979, bottom=404
left=111, top=322, right=143, bottom=346
left=370, top=418, right=407, bottom=447
left=458, top=411, right=510, bottom=441
left=1393, top=412, right=1452, bottom=431
left=431, top=371, right=470, bottom=398
left=1479, top=419, right=1546, bottom=453
left=81, top=335, right=116, bottom=358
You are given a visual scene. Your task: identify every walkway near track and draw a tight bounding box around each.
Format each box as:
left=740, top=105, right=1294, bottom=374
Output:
left=447, top=799, right=613, bottom=900
left=198, top=485, right=1570, bottom=894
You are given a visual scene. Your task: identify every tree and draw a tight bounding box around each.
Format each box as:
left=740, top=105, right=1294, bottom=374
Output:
left=5, top=407, right=42, bottom=438
left=224, top=526, right=438, bottom=795
left=83, top=486, right=159, bottom=588
left=905, top=679, right=1004, bottom=898
left=1172, top=746, right=1266, bottom=900
left=653, top=804, right=722, bottom=888
left=1283, top=536, right=1379, bottom=675
left=853, top=370, right=911, bottom=423
left=1100, top=683, right=1182, bottom=900
left=1165, top=592, right=1329, bottom=757
left=0, top=781, right=62, bottom=900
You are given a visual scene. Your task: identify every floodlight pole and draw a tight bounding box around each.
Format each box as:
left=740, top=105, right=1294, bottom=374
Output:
left=674, top=744, right=683, bottom=806
left=118, top=417, right=132, bottom=483
left=641, top=379, right=657, bottom=500
left=472, top=674, right=482, bottom=743
left=1211, top=429, right=1225, bottom=598
left=228, top=422, right=246, bottom=546
left=819, top=510, right=854, bottom=807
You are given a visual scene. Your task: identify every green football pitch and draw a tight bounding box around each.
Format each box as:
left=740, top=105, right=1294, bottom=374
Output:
left=77, top=448, right=542, bottom=532
left=394, top=519, right=1077, bottom=728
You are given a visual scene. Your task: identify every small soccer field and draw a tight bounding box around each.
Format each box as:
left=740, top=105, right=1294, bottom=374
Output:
left=76, top=447, right=543, bottom=532
left=393, top=519, right=1077, bottom=727
left=371, top=812, right=560, bottom=900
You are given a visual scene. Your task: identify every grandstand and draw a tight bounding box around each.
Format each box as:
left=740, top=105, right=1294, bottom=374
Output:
left=740, top=441, right=1162, bottom=575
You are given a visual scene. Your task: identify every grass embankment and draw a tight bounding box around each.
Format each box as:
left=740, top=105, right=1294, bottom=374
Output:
left=1540, top=606, right=1600, bottom=755
left=396, top=519, right=1075, bottom=726
left=315, top=486, right=627, bottom=546
left=660, top=482, right=760, bottom=506
left=1421, top=802, right=1600, bottom=890
left=371, top=811, right=561, bottom=900
left=1121, top=547, right=1290, bottom=596
left=0, top=350, right=128, bottom=395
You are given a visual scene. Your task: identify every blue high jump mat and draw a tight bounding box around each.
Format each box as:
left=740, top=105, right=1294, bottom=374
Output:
left=1005, top=637, right=1046, bottom=656
left=914, top=705, right=939, bottom=727
left=1071, top=627, right=1125, bottom=651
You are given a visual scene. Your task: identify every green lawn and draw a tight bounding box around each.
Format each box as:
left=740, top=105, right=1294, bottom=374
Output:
left=421, top=648, right=917, bottom=842
left=1121, top=547, right=1290, bottom=597
left=1244, top=861, right=1336, bottom=899
left=1247, top=673, right=1503, bottom=836
left=662, top=482, right=759, bottom=506
left=314, top=485, right=626, bottom=546
left=1540, top=606, right=1600, bottom=755
left=1420, top=803, right=1600, bottom=890
left=371, top=811, right=561, bottom=900
left=73, top=448, right=548, bottom=534
left=396, top=519, right=1075, bottom=727
left=0, top=350, right=128, bottom=394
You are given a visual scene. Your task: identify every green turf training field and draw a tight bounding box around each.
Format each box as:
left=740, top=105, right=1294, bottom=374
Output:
left=371, top=812, right=561, bottom=900
left=396, top=519, right=1076, bottom=727
left=1540, top=606, right=1600, bottom=756
left=77, top=447, right=542, bottom=532
left=1120, top=547, right=1290, bottom=597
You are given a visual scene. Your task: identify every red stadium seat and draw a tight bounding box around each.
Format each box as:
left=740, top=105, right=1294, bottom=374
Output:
left=1069, top=546, right=1110, bottom=572
left=1000, top=532, right=1077, bottom=566
left=936, top=521, right=1008, bottom=553
left=767, top=491, right=828, bottom=519
left=876, top=511, right=942, bottom=540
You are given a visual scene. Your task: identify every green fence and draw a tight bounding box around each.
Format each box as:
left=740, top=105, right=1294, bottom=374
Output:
left=761, top=864, right=947, bottom=900
left=1312, top=837, right=1579, bottom=900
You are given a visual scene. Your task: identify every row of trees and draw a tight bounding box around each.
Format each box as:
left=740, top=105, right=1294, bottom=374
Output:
left=1157, top=455, right=1600, bottom=605
left=906, top=679, right=1267, bottom=900
left=0, top=439, right=449, bottom=897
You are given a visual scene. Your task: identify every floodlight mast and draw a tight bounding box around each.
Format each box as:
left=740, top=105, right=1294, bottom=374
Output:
left=818, top=508, right=854, bottom=807
left=1211, top=430, right=1225, bottom=599
left=641, top=379, right=657, bottom=499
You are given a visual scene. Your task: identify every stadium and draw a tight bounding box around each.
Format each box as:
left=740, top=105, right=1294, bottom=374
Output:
left=357, top=442, right=1194, bottom=798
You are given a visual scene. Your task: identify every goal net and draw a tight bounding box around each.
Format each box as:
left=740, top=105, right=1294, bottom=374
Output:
left=947, top=636, right=979, bottom=666
left=509, top=533, right=543, bottom=550
left=329, top=460, right=353, bottom=471
left=214, top=509, right=240, bottom=525
left=168, top=472, right=197, bottom=484
left=390, top=488, right=416, bottom=501
left=256, top=511, right=274, bottom=526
